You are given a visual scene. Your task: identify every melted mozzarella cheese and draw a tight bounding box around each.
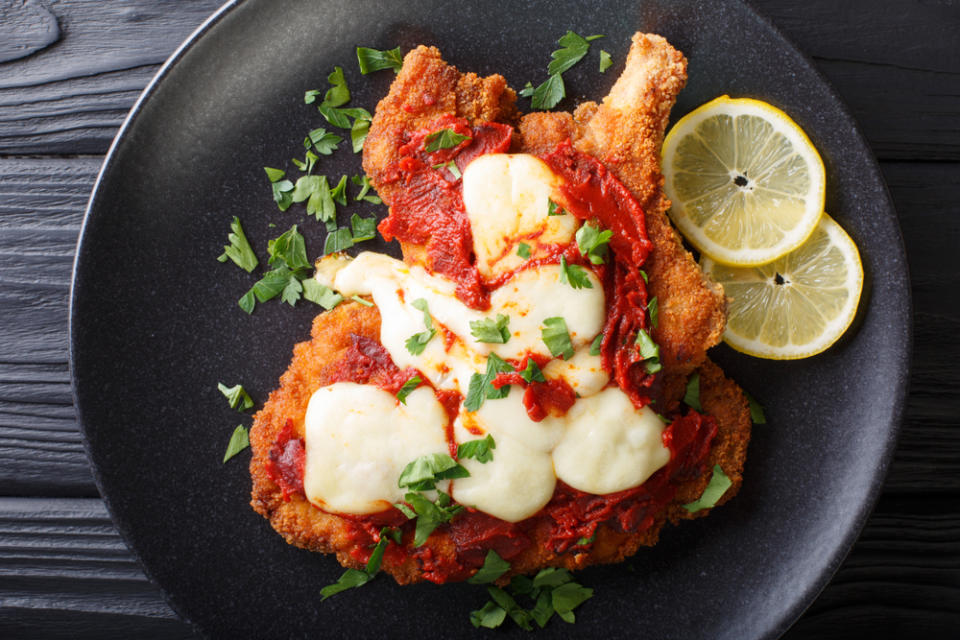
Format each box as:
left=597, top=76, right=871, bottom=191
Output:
left=303, top=383, right=449, bottom=514
left=542, top=347, right=609, bottom=397
left=551, top=388, right=671, bottom=495
left=452, top=422, right=556, bottom=523
left=330, top=252, right=604, bottom=392
left=459, top=390, right=566, bottom=452
left=462, top=154, right=580, bottom=278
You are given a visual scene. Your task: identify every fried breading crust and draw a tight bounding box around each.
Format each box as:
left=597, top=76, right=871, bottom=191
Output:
left=250, top=303, right=751, bottom=584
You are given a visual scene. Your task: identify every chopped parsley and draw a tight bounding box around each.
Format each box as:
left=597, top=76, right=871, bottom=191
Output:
left=559, top=256, right=593, bottom=289
left=599, top=49, right=612, bottom=72
left=263, top=166, right=285, bottom=182
left=520, top=359, right=546, bottom=383
left=217, top=216, right=259, bottom=273
left=301, top=279, right=343, bottom=309
left=648, top=296, right=659, bottom=328
left=530, top=73, right=565, bottom=110
left=304, top=127, right=342, bottom=155
left=239, top=226, right=315, bottom=313
left=330, top=174, right=349, bottom=205
left=576, top=532, right=597, bottom=546
left=320, top=527, right=397, bottom=600
left=324, top=226, right=354, bottom=254
left=405, top=298, right=436, bottom=355
left=351, top=295, right=374, bottom=307
left=517, top=242, right=532, bottom=259
left=424, top=128, right=472, bottom=152
left=218, top=382, right=253, bottom=411
left=350, top=213, right=377, bottom=241
left=222, top=425, right=249, bottom=463
left=470, top=314, right=511, bottom=344
left=682, top=465, right=732, bottom=513
left=464, top=354, right=514, bottom=412
left=468, top=550, right=511, bottom=584
left=396, top=376, right=422, bottom=404
left=398, top=452, right=470, bottom=492
left=432, top=159, right=462, bottom=180
left=541, top=317, right=574, bottom=360
left=575, top=222, right=613, bottom=264
left=291, top=149, right=318, bottom=173
left=264, top=167, right=294, bottom=211
left=352, top=175, right=382, bottom=204
left=547, top=31, right=605, bottom=76
left=457, top=434, right=496, bottom=463
left=356, top=46, right=403, bottom=74
left=746, top=391, right=767, bottom=424
left=470, top=568, right=593, bottom=629
left=683, top=372, right=702, bottom=412
left=547, top=198, right=565, bottom=216
left=639, top=268, right=648, bottom=283
left=589, top=332, right=603, bottom=356
left=635, top=328, right=661, bottom=374
left=291, top=174, right=335, bottom=223
left=402, top=490, right=463, bottom=546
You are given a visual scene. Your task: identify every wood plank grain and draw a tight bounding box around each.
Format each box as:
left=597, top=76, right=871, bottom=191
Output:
left=0, top=0, right=60, bottom=63
left=1, top=496, right=956, bottom=638
left=0, top=0, right=957, bottom=159
left=0, top=158, right=99, bottom=495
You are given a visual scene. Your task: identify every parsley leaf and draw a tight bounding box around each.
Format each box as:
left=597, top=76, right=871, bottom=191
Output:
left=424, top=128, right=472, bottom=152
left=682, top=464, right=732, bottom=513
left=432, top=160, right=462, bottom=180
left=270, top=179, right=294, bottom=211
left=639, top=268, right=648, bottom=283
left=267, top=225, right=311, bottom=272
left=531, top=73, right=565, bottom=110
left=302, top=279, right=343, bottom=310
left=518, top=81, right=535, bottom=98
left=351, top=295, right=374, bottom=307
left=648, top=296, right=659, bottom=328
left=576, top=222, right=613, bottom=264
left=322, top=66, right=350, bottom=108
left=217, top=216, right=258, bottom=273
left=551, top=581, right=594, bottom=623
left=291, top=149, right=319, bottom=173
left=517, top=242, right=532, bottom=259
left=320, top=527, right=397, bottom=600
left=405, top=298, right=436, bottom=355
left=541, top=317, right=574, bottom=360
left=264, top=166, right=285, bottom=182
left=350, top=213, right=377, bottom=241
left=357, top=46, right=403, bottom=74
left=330, top=174, right=348, bottom=206
left=470, top=601, right=508, bottom=629
left=350, top=111, right=372, bottom=152
left=398, top=453, right=469, bottom=491
left=464, top=354, right=514, bottom=412
left=576, top=532, right=597, bottom=546
left=599, top=49, right=612, bottom=72
left=470, top=567, right=592, bottom=630
left=352, top=175, right=382, bottom=204
left=304, top=127, right=342, bottom=155
left=547, top=198, right=564, bottom=216
left=547, top=31, right=605, bottom=76
left=222, top=425, right=249, bottom=463
left=396, top=376, right=422, bottom=404
left=324, top=227, right=354, bottom=255
left=520, top=359, right=546, bottom=383
left=218, top=383, right=253, bottom=411
left=559, top=256, right=593, bottom=289
left=684, top=372, right=702, bottom=412
left=470, top=314, right=511, bottom=343
left=401, top=490, right=464, bottom=546
left=468, top=550, right=511, bottom=584
left=488, top=586, right=533, bottom=630
left=746, top=391, right=767, bottom=424
left=280, top=273, right=303, bottom=305
left=635, top=328, right=661, bottom=374
left=457, top=434, right=496, bottom=463
left=589, top=333, right=603, bottom=356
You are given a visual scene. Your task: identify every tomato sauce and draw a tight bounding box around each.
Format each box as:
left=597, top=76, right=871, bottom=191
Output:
left=266, top=120, right=719, bottom=583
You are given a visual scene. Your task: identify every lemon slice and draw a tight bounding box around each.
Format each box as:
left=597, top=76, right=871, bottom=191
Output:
left=701, top=214, right=863, bottom=359
left=662, top=96, right=826, bottom=266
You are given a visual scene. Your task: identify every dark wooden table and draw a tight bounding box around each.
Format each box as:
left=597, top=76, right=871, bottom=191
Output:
left=1, top=0, right=957, bottom=637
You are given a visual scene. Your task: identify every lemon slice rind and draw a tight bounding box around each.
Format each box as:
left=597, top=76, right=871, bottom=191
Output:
left=701, top=214, right=863, bottom=360
left=663, top=96, right=826, bottom=266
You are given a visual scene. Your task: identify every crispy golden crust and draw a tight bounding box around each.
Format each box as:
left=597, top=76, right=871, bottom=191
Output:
left=250, top=304, right=751, bottom=584
left=250, top=34, right=751, bottom=584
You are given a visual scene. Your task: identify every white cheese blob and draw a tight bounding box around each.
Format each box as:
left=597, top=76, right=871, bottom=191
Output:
left=452, top=422, right=556, bottom=523
left=542, top=347, right=609, bottom=397
left=462, top=154, right=580, bottom=278
left=303, top=383, right=450, bottom=515
left=459, top=389, right=566, bottom=453
left=331, top=252, right=604, bottom=393
left=552, top=387, right=671, bottom=495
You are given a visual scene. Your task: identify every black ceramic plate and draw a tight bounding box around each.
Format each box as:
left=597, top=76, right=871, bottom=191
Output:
left=70, top=0, right=910, bottom=638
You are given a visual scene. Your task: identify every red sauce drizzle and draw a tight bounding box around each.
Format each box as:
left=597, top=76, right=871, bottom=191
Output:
left=377, top=114, right=512, bottom=310
left=264, top=420, right=305, bottom=502
left=491, top=354, right=577, bottom=422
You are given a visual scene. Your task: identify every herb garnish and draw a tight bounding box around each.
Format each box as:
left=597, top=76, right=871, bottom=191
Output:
left=559, top=256, right=593, bottom=289
left=648, top=296, right=659, bottom=328
left=470, top=568, right=594, bottom=629
left=682, top=465, right=732, bottom=513
left=217, top=217, right=259, bottom=273
left=424, top=128, right=471, bottom=152
left=746, top=391, right=767, bottom=424
left=467, top=550, right=511, bottom=584
left=323, top=226, right=354, bottom=254
left=405, top=298, right=436, bottom=355
left=239, top=225, right=319, bottom=313
left=351, top=295, right=374, bottom=307
left=470, top=314, right=511, bottom=344
left=222, top=425, right=249, bottom=463
left=457, top=434, right=496, bottom=463
left=683, top=372, right=702, bottom=412
left=599, top=50, right=612, bottom=73
left=635, top=328, right=661, bottom=374
left=575, top=222, right=613, bottom=264
left=352, top=175, right=382, bottom=204
left=547, top=198, right=564, bottom=216
left=523, top=31, right=604, bottom=110
left=432, top=160, right=462, bottom=179
left=541, top=317, right=574, bottom=360
left=398, top=452, right=470, bottom=492
left=517, top=242, right=532, bottom=259
left=350, top=213, right=377, bottom=241
left=320, top=527, right=398, bottom=600
left=396, top=376, right=422, bottom=404
left=464, top=354, right=514, bottom=412
left=520, top=358, right=546, bottom=383
left=357, top=46, right=404, bottom=74
left=302, top=279, right=343, bottom=309
left=218, top=383, right=253, bottom=411
left=304, top=127, right=342, bottom=156
left=400, top=490, right=464, bottom=546
left=589, top=332, right=603, bottom=356
left=264, top=167, right=294, bottom=210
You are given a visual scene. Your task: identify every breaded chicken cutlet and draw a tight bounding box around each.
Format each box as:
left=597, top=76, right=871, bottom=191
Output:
left=251, top=33, right=751, bottom=585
